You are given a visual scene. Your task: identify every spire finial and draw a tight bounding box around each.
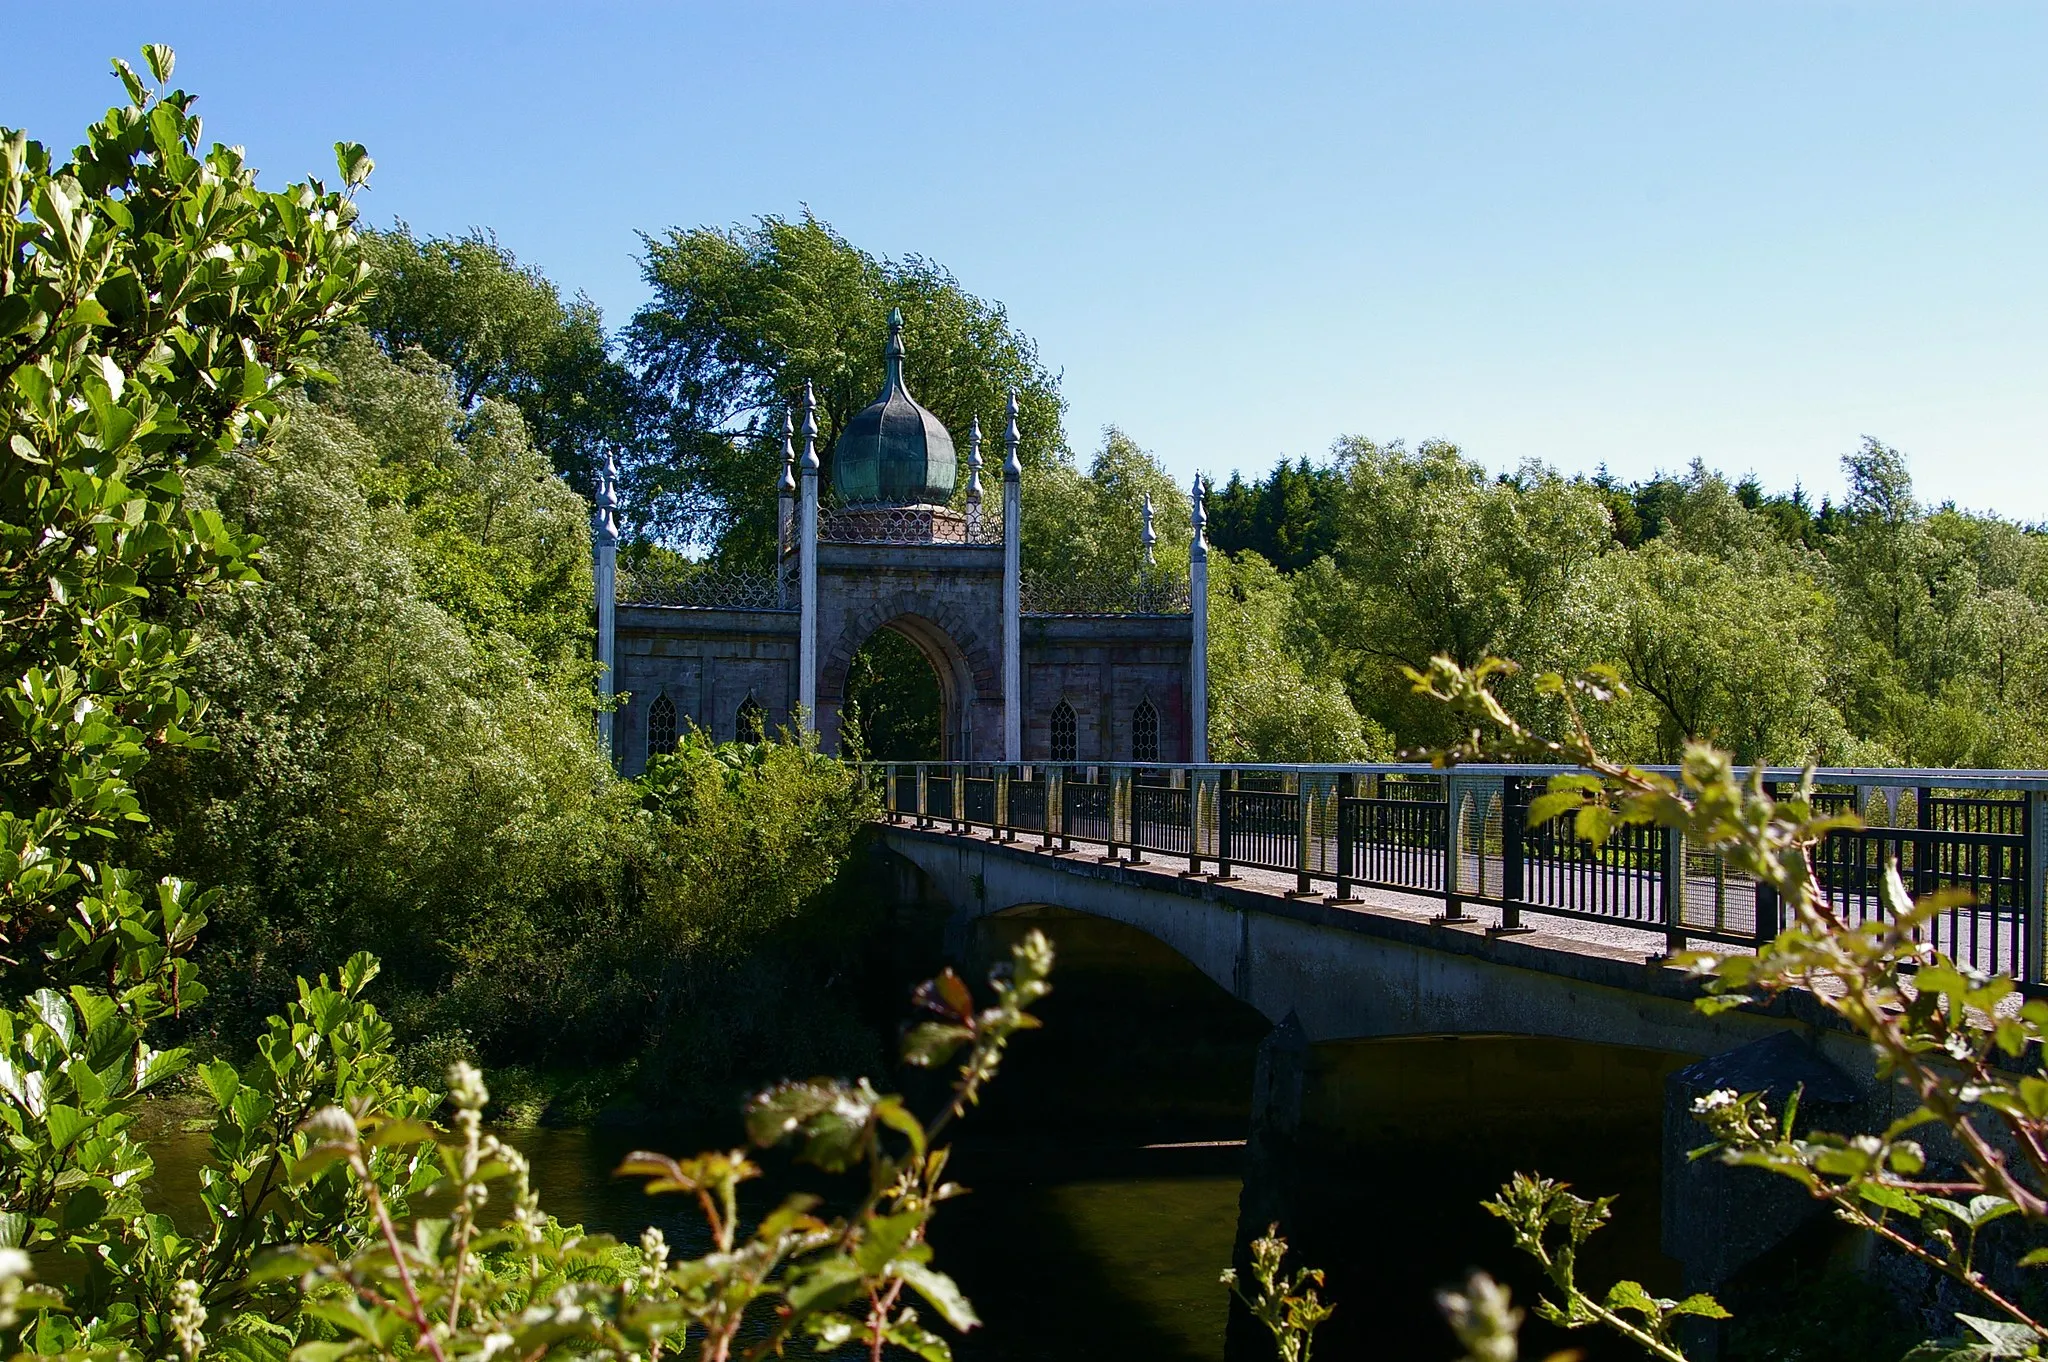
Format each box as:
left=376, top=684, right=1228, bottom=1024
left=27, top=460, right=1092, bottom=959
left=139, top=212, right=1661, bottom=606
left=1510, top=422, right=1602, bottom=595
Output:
left=594, top=449, right=619, bottom=545
left=884, top=308, right=905, bottom=392
left=779, top=409, right=797, bottom=494
left=1141, top=491, right=1157, bottom=566
left=800, top=380, right=819, bottom=473
left=966, top=415, right=984, bottom=504
left=1002, top=389, right=1022, bottom=480
left=1190, top=472, right=1208, bottom=560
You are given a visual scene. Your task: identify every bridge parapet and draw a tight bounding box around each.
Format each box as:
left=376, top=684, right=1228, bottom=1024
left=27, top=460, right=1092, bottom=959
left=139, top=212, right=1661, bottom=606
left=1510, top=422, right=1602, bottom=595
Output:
left=865, top=759, right=2048, bottom=985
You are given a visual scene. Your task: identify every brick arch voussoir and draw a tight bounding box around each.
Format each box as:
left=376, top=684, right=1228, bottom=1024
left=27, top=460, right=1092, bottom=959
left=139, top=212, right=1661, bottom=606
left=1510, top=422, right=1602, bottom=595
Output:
left=819, top=602, right=1000, bottom=710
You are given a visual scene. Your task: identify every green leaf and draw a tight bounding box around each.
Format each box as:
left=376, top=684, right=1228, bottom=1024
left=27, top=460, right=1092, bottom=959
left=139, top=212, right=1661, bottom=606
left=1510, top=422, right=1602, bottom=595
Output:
left=198, top=1058, right=241, bottom=1109
left=784, top=1255, right=863, bottom=1316
left=1604, top=1279, right=1659, bottom=1316
left=290, top=1344, right=366, bottom=1362
left=1525, top=791, right=1585, bottom=827
left=1669, top=1293, right=1731, bottom=1320
left=142, top=43, right=174, bottom=84
left=43, top=1104, right=88, bottom=1152
left=1858, top=1182, right=1922, bottom=1217
left=897, top=1260, right=981, bottom=1332
left=339, top=951, right=380, bottom=997
left=1965, top=1195, right=2018, bottom=1228
left=902, top=1022, right=974, bottom=1069
left=1957, top=1314, right=2040, bottom=1353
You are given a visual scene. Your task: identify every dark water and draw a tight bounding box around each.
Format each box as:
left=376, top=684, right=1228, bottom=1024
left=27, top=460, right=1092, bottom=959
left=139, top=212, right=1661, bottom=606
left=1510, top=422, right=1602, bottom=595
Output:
left=141, top=907, right=1688, bottom=1360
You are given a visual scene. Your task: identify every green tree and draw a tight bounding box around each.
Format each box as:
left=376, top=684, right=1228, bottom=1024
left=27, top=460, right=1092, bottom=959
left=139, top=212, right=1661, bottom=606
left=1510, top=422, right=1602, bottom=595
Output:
left=358, top=224, right=640, bottom=497
left=0, top=45, right=441, bottom=1349
left=1204, top=458, right=1343, bottom=571
left=1022, top=425, right=1190, bottom=582
left=627, top=211, right=1066, bottom=559
left=1298, top=438, right=1613, bottom=746
left=1589, top=540, right=1848, bottom=763
left=1207, top=552, right=1389, bottom=762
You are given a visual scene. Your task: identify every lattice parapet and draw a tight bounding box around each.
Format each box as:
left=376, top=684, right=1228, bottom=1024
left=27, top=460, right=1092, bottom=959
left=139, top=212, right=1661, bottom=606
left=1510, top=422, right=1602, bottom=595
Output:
left=1020, top=570, right=1191, bottom=616
left=617, top=562, right=785, bottom=610
left=819, top=502, right=1003, bottom=546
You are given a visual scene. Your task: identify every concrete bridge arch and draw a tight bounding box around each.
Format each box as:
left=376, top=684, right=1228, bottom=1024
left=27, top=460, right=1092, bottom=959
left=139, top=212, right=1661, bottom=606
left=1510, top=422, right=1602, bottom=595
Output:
left=882, top=825, right=1841, bottom=1060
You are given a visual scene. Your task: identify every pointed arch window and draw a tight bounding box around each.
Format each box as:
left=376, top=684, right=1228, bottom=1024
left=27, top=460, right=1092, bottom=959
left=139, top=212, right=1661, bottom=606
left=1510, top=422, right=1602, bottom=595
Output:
left=647, top=692, right=678, bottom=757
left=1049, top=700, right=1077, bottom=763
left=736, top=695, right=767, bottom=743
left=1132, top=699, right=1160, bottom=763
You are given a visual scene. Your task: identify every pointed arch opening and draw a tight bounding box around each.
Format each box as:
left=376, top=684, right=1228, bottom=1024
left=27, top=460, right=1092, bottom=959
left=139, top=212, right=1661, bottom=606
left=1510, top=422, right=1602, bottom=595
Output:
left=1050, top=700, right=1078, bottom=763
left=1132, top=698, right=1160, bottom=762
left=736, top=694, right=766, bottom=743
left=647, top=692, right=678, bottom=758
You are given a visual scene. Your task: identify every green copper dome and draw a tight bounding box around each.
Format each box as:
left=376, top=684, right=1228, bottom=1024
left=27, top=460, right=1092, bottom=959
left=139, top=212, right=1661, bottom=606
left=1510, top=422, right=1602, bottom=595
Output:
left=831, top=309, right=957, bottom=505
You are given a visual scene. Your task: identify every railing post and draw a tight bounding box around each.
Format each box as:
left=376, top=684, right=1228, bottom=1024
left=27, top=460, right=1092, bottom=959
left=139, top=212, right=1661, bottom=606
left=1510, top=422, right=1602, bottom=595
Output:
left=1042, top=765, right=1057, bottom=850
left=1292, top=772, right=1315, bottom=897
left=1128, top=768, right=1146, bottom=866
left=1660, top=823, right=1686, bottom=957
left=1333, top=772, right=1357, bottom=903
left=950, top=764, right=963, bottom=834
left=2028, top=790, right=2046, bottom=986
left=884, top=763, right=898, bottom=822
left=916, top=763, right=929, bottom=829
left=994, top=765, right=1010, bottom=842
left=1114, top=765, right=1130, bottom=860
left=1439, top=777, right=1468, bottom=924
left=1915, top=783, right=1935, bottom=904
left=1057, top=765, right=1073, bottom=853
left=1499, top=776, right=1523, bottom=931
left=1753, top=781, right=1780, bottom=947
left=1186, top=767, right=1205, bottom=877
left=1216, top=769, right=1237, bottom=881
left=1104, top=767, right=1125, bottom=863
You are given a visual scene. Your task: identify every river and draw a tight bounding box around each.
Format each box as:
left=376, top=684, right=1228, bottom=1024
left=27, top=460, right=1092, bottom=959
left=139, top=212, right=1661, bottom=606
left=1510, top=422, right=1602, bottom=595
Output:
left=140, top=907, right=1685, bottom=1359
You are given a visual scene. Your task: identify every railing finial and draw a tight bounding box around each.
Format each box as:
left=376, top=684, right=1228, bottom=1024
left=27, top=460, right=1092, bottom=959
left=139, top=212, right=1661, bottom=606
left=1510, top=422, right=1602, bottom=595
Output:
left=801, top=380, right=820, bottom=474
left=967, top=415, right=984, bottom=505
left=1003, top=389, right=1022, bottom=480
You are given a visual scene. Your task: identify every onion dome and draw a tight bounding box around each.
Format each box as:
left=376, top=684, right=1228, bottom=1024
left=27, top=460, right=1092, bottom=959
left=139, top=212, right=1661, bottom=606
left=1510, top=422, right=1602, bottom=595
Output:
left=831, top=309, right=958, bottom=505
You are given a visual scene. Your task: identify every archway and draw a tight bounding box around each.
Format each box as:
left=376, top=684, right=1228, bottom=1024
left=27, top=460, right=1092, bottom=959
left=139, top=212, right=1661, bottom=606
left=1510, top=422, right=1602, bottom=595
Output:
left=825, top=611, right=982, bottom=759
left=842, top=626, right=944, bottom=760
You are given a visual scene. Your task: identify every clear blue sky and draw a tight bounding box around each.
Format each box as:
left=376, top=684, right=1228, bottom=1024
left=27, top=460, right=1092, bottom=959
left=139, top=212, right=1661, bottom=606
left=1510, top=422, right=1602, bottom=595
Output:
left=10, top=3, right=2044, bottom=517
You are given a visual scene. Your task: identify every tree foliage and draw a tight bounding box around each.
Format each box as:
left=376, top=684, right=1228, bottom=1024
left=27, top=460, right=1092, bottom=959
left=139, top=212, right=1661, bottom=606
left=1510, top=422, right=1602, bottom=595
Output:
left=357, top=224, right=639, bottom=498
left=626, top=212, right=1066, bottom=560
left=1200, top=434, right=2048, bottom=768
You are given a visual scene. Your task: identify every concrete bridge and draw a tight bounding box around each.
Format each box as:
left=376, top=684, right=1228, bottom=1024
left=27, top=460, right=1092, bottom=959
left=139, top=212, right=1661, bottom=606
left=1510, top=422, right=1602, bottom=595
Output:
left=875, top=820, right=1902, bottom=1327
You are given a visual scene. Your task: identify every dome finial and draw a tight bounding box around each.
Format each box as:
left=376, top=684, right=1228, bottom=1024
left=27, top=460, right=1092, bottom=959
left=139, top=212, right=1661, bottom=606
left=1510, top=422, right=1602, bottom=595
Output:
left=779, top=409, right=797, bottom=494
left=1141, top=491, right=1156, bottom=565
left=885, top=308, right=905, bottom=393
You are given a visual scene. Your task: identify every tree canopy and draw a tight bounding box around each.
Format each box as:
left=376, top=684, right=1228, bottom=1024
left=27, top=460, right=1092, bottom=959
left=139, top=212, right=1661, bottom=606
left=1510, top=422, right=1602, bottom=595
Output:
left=357, top=224, right=640, bottom=499
left=625, top=211, right=1067, bottom=560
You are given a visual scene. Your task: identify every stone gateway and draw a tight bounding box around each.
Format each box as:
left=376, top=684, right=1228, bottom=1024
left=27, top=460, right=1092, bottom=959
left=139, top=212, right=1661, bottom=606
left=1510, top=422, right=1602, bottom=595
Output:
left=591, top=311, right=1210, bottom=774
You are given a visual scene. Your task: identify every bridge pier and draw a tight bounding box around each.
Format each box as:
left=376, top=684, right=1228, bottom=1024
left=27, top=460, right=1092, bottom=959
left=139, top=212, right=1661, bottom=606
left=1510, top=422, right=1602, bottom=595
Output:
left=1226, top=1011, right=1309, bottom=1362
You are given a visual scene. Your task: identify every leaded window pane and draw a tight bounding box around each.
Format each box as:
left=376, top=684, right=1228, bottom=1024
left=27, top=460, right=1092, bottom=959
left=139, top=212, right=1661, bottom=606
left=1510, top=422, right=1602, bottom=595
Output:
left=1050, top=700, right=1077, bottom=763
left=1133, top=699, right=1159, bottom=762
left=648, top=693, right=678, bottom=757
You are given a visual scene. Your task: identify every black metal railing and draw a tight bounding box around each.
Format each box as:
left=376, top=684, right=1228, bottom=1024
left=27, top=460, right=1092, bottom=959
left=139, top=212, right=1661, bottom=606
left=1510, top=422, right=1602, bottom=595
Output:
left=867, top=762, right=2048, bottom=983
